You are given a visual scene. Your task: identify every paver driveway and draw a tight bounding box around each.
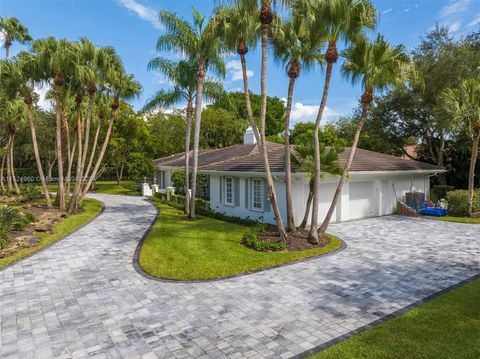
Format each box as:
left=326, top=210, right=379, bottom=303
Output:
left=0, top=195, right=478, bottom=359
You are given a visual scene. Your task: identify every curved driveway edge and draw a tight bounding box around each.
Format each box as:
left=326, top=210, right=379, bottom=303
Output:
left=0, top=194, right=478, bottom=359
left=132, top=202, right=347, bottom=283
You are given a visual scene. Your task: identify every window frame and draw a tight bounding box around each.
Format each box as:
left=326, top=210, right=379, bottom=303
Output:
left=224, top=176, right=234, bottom=206
left=251, top=178, right=264, bottom=212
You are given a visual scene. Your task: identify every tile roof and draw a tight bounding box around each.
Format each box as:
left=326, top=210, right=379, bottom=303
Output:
left=154, top=142, right=444, bottom=173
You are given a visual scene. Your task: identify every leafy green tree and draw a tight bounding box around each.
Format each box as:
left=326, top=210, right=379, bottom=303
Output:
left=147, top=112, right=186, bottom=158
left=127, top=152, right=154, bottom=183
left=200, top=107, right=248, bottom=148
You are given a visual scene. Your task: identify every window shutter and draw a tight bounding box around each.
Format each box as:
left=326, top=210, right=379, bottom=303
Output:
left=245, top=178, right=249, bottom=209
left=161, top=171, right=166, bottom=188
left=220, top=176, right=224, bottom=204
left=234, top=177, right=240, bottom=206
left=263, top=178, right=271, bottom=212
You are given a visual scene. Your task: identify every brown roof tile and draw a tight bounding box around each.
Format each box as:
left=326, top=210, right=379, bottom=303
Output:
left=154, top=142, right=444, bottom=173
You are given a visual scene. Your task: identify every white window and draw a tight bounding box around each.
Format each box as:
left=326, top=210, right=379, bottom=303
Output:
left=251, top=178, right=263, bottom=211
left=224, top=177, right=234, bottom=205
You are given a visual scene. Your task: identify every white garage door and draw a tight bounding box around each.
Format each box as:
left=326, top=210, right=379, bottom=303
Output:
left=349, top=181, right=374, bottom=220
left=318, top=183, right=337, bottom=223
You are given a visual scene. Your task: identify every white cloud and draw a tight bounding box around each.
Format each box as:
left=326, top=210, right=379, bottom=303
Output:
left=153, top=73, right=173, bottom=86
left=448, top=21, right=462, bottom=32
left=467, top=14, right=480, bottom=27
left=0, top=32, right=5, bottom=47
left=439, top=0, right=471, bottom=19
left=382, top=9, right=392, bottom=15
left=34, top=84, right=51, bottom=111
left=226, top=60, right=253, bottom=82
left=283, top=100, right=340, bottom=125
left=117, top=0, right=162, bottom=29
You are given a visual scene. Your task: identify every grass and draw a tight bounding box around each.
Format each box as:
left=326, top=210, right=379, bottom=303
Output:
left=433, top=215, right=480, bottom=224
left=309, top=279, right=480, bottom=359
left=0, top=197, right=103, bottom=269
left=47, top=180, right=138, bottom=196
left=139, top=200, right=342, bottom=280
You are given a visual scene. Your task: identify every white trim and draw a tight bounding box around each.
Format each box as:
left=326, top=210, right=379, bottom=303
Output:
left=251, top=177, right=264, bottom=212
left=224, top=176, right=234, bottom=206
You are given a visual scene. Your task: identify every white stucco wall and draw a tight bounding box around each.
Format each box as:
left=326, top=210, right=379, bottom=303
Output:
left=159, top=167, right=434, bottom=225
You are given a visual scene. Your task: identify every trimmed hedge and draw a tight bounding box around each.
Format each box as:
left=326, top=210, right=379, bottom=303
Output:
left=446, top=189, right=480, bottom=216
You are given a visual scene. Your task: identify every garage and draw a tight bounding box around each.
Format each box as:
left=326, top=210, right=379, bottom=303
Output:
left=318, top=182, right=338, bottom=223
left=349, top=181, right=375, bottom=220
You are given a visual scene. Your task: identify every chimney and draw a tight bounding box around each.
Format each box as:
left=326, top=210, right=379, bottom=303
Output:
left=243, top=126, right=257, bottom=145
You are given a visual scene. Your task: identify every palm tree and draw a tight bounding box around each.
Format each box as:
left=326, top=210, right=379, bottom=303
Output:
left=79, top=72, right=141, bottom=202
left=291, top=133, right=342, bottom=229
left=5, top=99, right=24, bottom=194
left=319, top=34, right=409, bottom=232
left=0, top=17, right=32, bottom=61
left=32, top=37, right=75, bottom=210
left=144, top=57, right=224, bottom=214
left=157, top=9, right=226, bottom=219
left=439, top=79, right=480, bottom=217
left=1, top=54, right=53, bottom=207
left=299, top=0, right=377, bottom=243
left=271, top=14, right=324, bottom=231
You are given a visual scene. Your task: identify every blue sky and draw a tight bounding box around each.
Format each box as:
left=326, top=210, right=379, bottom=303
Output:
left=1, top=0, right=480, bottom=125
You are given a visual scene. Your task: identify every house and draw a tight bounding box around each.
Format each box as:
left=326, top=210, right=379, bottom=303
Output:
left=152, top=127, right=445, bottom=225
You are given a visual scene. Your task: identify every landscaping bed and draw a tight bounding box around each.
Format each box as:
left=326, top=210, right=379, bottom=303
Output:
left=138, top=200, right=342, bottom=281
left=0, top=197, right=103, bottom=269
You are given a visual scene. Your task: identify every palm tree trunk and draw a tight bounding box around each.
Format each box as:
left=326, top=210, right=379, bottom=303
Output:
left=259, top=21, right=288, bottom=242
left=467, top=130, right=480, bottom=217
left=189, top=59, right=206, bottom=219
left=6, top=134, right=12, bottom=192
left=5, top=41, right=10, bottom=61
left=84, top=121, right=100, bottom=181
left=81, top=94, right=94, bottom=180
left=184, top=96, right=193, bottom=214
left=284, top=76, right=296, bottom=231
left=26, top=99, right=52, bottom=208
left=69, top=102, right=84, bottom=213
left=309, top=60, right=334, bottom=244
left=54, top=88, right=65, bottom=210
left=239, top=53, right=262, bottom=144
left=0, top=145, right=6, bottom=192
left=300, top=178, right=314, bottom=230
left=437, top=133, right=446, bottom=185
left=319, top=99, right=370, bottom=233
left=65, top=138, right=77, bottom=196
left=9, top=133, right=20, bottom=194
left=80, top=107, right=117, bottom=199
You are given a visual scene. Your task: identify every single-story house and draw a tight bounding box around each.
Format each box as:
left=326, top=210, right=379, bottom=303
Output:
left=152, top=127, right=444, bottom=225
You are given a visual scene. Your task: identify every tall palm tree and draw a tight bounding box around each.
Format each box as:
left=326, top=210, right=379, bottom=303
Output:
left=439, top=79, right=480, bottom=217
left=271, top=14, right=324, bottom=231
left=0, top=17, right=32, bottom=61
left=5, top=99, right=24, bottom=194
left=144, top=57, right=224, bottom=214
left=32, top=37, right=75, bottom=210
left=157, top=9, right=226, bottom=219
left=300, top=0, right=377, bottom=243
left=1, top=54, right=53, bottom=207
left=79, top=72, right=141, bottom=202
left=319, top=34, right=409, bottom=233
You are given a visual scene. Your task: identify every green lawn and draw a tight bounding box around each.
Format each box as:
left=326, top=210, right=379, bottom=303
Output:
left=309, top=279, right=480, bottom=359
left=139, top=200, right=342, bottom=280
left=0, top=197, right=103, bottom=269
left=434, top=215, right=480, bottom=224
left=47, top=180, right=138, bottom=195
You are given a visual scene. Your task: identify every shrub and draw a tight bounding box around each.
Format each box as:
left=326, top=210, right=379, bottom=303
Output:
left=0, top=206, right=21, bottom=248
left=446, top=189, right=480, bottom=216
left=241, top=223, right=286, bottom=252
left=430, top=185, right=454, bottom=202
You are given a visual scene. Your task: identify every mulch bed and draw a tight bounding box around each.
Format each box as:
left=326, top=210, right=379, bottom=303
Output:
left=258, top=225, right=330, bottom=252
